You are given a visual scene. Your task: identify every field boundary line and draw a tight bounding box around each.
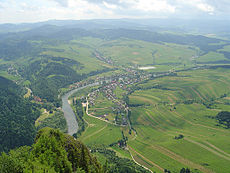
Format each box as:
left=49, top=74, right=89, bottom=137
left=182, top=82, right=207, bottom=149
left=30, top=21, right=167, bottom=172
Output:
left=86, top=99, right=126, bottom=127
left=185, top=138, right=230, bottom=161
left=128, top=146, right=164, bottom=172
left=129, top=150, right=154, bottom=173
left=148, top=144, right=214, bottom=173
left=82, top=125, right=107, bottom=141
left=203, top=141, right=230, bottom=158
left=191, top=87, right=206, bottom=101
left=174, top=112, right=229, bottom=133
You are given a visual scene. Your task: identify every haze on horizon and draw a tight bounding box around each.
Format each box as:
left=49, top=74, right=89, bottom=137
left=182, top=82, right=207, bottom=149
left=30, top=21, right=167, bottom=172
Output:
left=0, top=0, right=230, bottom=24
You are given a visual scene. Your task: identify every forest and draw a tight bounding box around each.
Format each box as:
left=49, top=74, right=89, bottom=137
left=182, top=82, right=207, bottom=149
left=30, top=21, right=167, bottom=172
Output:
left=0, top=128, right=102, bottom=173
left=0, top=128, right=150, bottom=173
left=0, top=76, right=40, bottom=152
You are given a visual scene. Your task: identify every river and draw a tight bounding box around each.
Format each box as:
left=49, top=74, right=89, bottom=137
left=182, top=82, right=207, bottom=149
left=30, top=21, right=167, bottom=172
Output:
left=62, top=83, right=99, bottom=136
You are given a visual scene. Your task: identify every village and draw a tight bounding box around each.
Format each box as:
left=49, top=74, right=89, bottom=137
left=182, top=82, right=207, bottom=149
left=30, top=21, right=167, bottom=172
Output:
left=64, top=59, right=179, bottom=127
left=68, top=67, right=156, bottom=126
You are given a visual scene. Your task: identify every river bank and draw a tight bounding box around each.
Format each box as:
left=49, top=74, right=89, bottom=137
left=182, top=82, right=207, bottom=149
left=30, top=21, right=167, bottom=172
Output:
left=61, top=83, right=98, bottom=136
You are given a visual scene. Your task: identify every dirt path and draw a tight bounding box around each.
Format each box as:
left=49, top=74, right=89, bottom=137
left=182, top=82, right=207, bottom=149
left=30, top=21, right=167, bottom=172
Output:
left=191, top=87, right=206, bottom=101
left=82, top=125, right=108, bottom=141
left=130, top=95, right=156, bottom=105
left=217, top=79, right=230, bottom=90
left=145, top=111, right=161, bottom=125
left=86, top=100, right=125, bottom=127
left=171, top=130, right=208, bottom=138
left=168, top=96, right=175, bottom=104
left=130, top=130, right=138, bottom=141
left=174, top=112, right=229, bottom=133
left=203, top=141, right=230, bottom=158
left=129, top=150, right=153, bottom=173
left=129, top=146, right=164, bottom=172
left=207, top=85, right=218, bottom=98
left=149, top=144, right=214, bottom=173
left=185, top=138, right=230, bottom=161
left=90, top=107, right=110, bottom=110
left=168, top=93, right=178, bottom=102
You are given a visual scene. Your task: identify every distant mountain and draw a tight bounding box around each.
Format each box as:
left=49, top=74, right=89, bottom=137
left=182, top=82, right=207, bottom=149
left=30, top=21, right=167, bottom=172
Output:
left=1, top=18, right=230, bottom=36
left=0, top=24, right=227, bottom=61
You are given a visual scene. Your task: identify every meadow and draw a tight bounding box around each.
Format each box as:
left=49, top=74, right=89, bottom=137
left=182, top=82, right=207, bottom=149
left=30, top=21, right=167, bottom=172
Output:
left=97, top=39, right=197, bottom=66
left=127, top=68, right=230, bottom=172
left=40, top=38, right=110, bottom=74
left=38, top=37, right=230, bottom=74
left=79, top=110, right=125, bottom=146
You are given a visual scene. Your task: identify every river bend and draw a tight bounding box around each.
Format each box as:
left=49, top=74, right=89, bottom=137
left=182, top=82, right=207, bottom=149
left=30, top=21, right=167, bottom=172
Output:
left=62, top=83, right=98, bottom=136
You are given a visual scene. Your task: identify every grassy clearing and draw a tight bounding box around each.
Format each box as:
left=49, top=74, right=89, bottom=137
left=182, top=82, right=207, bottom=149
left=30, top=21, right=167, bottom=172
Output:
left=35, top=108, right=54, bottom=126
left=24, top=88, right=31, bottom=98
left=0, top=71, right=20, bottom=81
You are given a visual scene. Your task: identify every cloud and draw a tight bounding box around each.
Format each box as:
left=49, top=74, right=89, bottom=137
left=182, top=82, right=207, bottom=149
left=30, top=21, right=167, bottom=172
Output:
left=103, top=1, right=118, bottom=9
left=52, top=0, right=68, bottom=7
left=128, top=0, right=176, bottom=13
left=85, top=0, right=121, bottom=5
left=0, top=0, right=230, bottom=23
left=197, top=3, right=214, bottom=13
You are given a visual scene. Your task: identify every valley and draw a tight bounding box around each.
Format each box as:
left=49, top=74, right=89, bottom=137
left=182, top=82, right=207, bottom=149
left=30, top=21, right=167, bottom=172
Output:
left=1, top=20, right=230, bottom=173
left=63, top=65, right=230, bottom=172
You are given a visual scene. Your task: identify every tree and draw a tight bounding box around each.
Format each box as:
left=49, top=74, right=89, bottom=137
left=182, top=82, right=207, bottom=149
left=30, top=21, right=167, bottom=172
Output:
left=32, top=129, right=72, bottom=173
left=180, top=168, right=191, bottom=173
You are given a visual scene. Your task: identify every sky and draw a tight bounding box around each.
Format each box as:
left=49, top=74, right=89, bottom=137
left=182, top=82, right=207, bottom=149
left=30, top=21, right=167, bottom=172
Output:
left=0, top=0, right=230, bottom=23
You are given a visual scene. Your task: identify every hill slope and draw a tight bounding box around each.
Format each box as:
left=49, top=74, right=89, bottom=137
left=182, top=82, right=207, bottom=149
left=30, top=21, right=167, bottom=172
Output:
left=0, top=76, right=40, bottom=152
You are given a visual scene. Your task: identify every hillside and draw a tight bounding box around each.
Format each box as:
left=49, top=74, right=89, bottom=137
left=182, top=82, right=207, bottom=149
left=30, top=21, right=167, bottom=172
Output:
left=0, top=128, right=150, bottom=173
left=0, top=128, right=102, bottom=173
left=0, top=19, right=230, bottom=172
left=0, top=76, right=40, bottom=152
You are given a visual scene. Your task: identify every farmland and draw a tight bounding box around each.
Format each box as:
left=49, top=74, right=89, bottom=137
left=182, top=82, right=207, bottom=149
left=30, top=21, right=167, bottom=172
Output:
left=77, top=67, right=230, bottom=172
left=1, top=23, right=230, bottom=172
left=127, top=68, right=230, bottom=172
left=29, top=34, right=230, bottom=172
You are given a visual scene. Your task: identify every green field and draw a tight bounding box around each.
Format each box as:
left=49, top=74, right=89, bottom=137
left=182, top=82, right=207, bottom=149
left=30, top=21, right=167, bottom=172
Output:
left=88, top=93, right=120, bottom=123
left=40, top=38, right=111, bottom=74
left=79, top=111, right=124, bottom=146
left=77, top=67, right=230, bottom=173
left=126, top=68, right=230, bottom=172
left=197, top=51, right=227, bottom=63
left=37, top=36, right=230, bottom=74
left=2, top=27, right=230, bottom=172
left=97, top=39, right=197, bottom=66
left=37, top=36, right=230, bottom=172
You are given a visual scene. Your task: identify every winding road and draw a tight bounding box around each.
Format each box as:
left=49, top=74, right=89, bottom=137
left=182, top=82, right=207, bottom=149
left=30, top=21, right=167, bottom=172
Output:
left=61, top=82, right=156, bottom=172
left=62, top=83, right=98, bottom=136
